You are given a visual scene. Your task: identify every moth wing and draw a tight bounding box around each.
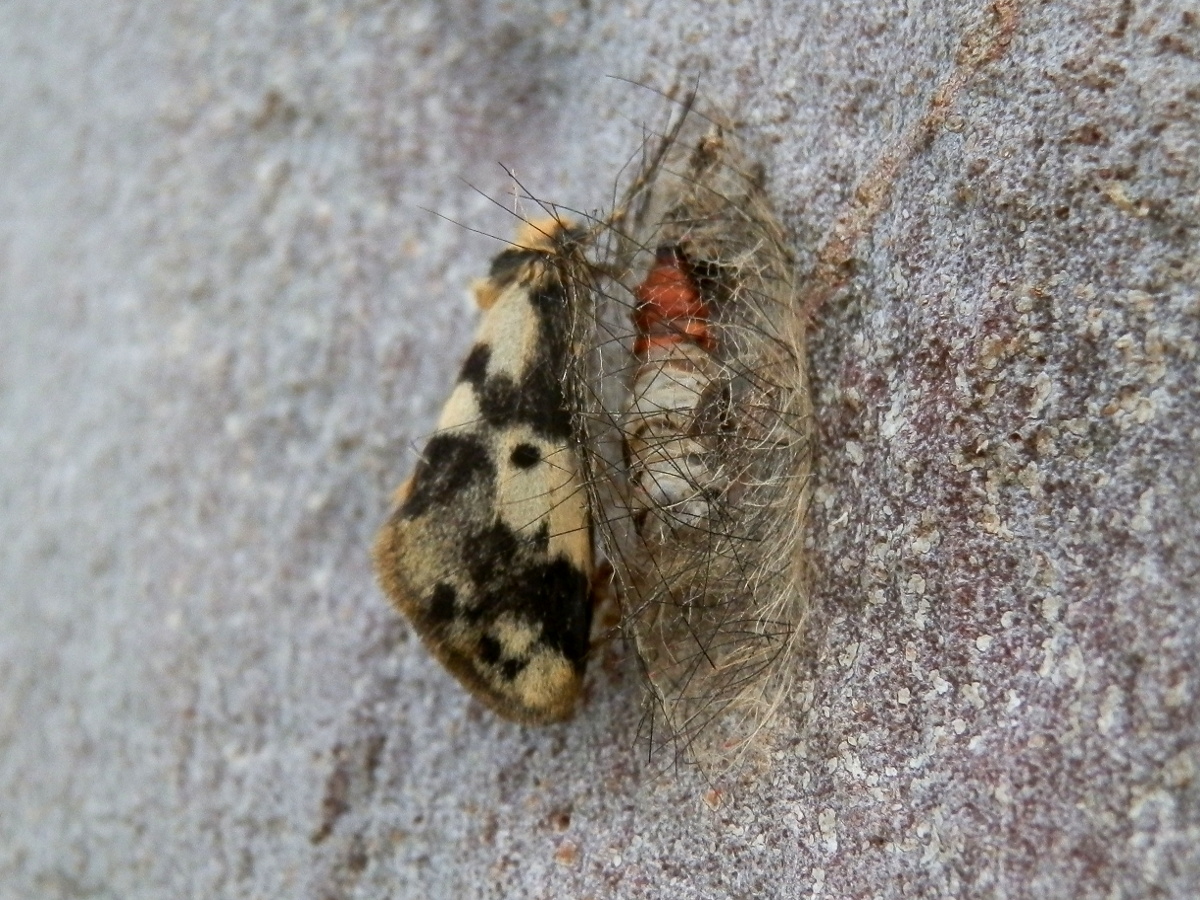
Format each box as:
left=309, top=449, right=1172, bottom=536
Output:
left=374, top=227, right=595, bottom=725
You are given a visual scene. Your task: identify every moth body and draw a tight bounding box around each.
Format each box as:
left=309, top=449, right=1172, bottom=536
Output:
left=593, top=115, right=814, bottom=773
left=625, top=246, right=725, bottom=539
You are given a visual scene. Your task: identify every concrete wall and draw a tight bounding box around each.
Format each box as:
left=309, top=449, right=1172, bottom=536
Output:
left=2, top=1, right=1198, bottom=896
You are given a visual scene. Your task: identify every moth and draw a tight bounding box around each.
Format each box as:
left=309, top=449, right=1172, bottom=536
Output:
left=372, top=218, right=599, bottom=725
left=371, top=91, right=814, bottom=774
left=592, top=116, right=815, bottom=773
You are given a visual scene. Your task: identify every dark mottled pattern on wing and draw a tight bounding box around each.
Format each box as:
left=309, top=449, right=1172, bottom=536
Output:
left=459, top=344, right=490, bottom=386
left=427, top=583, right=458, bottom=623
left=400, top=433, right=494, bottom=519
left=468, top=532, right=591, bottom=664
left=488, top=557, right=591, bottom=663
left=373, top=226, right=594, bottom=725
left=457, top=281, right=573, bottom=441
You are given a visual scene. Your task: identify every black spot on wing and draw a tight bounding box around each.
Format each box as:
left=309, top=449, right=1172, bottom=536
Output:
left=465, top=521, right=522, bottom=589
left=500, top=658, right=525, bottom=680
left=463, top=346, right=574, bottom=439
left=478, top=633, right=503, bottom=665
left=476, top=557, right=592, bottom=671
left=475, top=373, right=523, bottom=428
left=475, top=634, right=529, bottom=682
left=510, top=443, right=541, bottom=468
left=516, top=360, right=572, bottom=439
left=528, top=520, right=550, bottom=554
left=428, top=583, right=458, bottom=623
left=460, top=343, right=490, bottom=386
left=527, top=557, right=592, bottom=667
left=518, top=281, right=574, bottom=440
left=401, top=433, right=494, bottom=519
left=458, top=271, right=576, bottom=440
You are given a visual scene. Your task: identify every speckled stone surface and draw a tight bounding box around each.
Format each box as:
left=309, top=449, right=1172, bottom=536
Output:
left=2, top=1, right=1198, bottom=897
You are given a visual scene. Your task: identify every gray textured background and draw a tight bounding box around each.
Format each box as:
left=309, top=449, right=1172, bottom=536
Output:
left=3, top=1, right=1198, bottom=897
